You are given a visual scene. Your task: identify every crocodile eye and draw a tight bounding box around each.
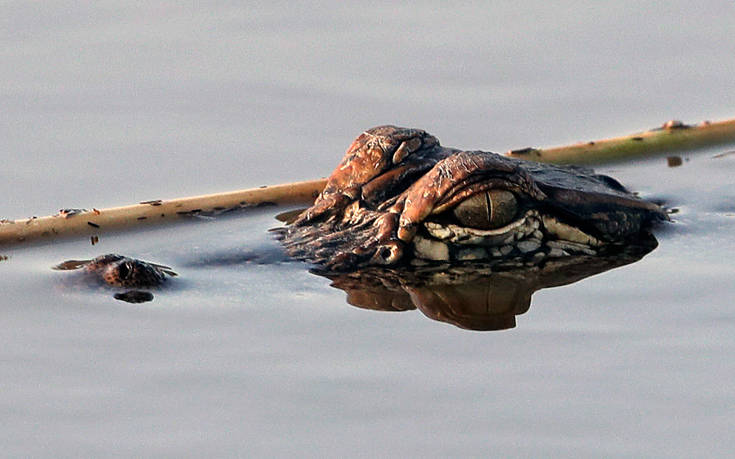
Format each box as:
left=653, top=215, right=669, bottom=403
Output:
left=452, top=190, right=518, bottom=229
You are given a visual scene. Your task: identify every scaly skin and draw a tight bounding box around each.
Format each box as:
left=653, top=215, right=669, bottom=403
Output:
left=280, top=125, right=667, bottom=271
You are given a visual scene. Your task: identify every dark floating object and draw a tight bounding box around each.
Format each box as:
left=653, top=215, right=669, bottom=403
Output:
left=114, top=290, right=155, bottom=304
left=53, top=253, right=177, bottom=288
left=667, top=156, right=683, bottom=167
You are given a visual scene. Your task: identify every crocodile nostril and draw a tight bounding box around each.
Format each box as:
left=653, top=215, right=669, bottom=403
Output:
left=375, top=241, right=403, bottom=265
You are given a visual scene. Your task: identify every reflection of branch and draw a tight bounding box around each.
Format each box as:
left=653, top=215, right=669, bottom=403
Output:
left=3, top=118, right=734, bottom=246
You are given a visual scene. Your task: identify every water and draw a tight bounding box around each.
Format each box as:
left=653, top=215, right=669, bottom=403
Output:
left=2, top=2, right=735, bottom=457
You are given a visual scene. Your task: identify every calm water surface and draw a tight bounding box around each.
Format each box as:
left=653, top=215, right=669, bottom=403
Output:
left=2, top=2, right=735, bottom=457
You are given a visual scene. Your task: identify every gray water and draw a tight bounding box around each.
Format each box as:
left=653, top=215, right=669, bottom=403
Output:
left=2, top=2, right=735, bottom=457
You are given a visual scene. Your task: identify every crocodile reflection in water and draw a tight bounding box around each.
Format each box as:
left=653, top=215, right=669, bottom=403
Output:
left=279, top=125, right=667, bottom=271
left=324, top=238, right=656, bottom=331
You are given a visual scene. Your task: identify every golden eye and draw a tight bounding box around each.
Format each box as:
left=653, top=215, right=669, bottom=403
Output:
left=452, top=190, right=518, bottom=229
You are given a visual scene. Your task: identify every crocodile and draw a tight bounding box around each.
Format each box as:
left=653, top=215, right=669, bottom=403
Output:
left=278, top=125, right=667, bottom=271
left=54, top=125, right=667, bottom=308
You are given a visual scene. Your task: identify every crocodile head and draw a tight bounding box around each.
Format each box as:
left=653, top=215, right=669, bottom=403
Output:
left=279, top=126, right=667, bottom=272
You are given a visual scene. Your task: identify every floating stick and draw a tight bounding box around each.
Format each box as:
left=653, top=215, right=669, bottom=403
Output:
left=0, top=179, right=326, bottom=246
left=2, top=117, right=735, bottom=247
left=506, top=118, right=735, bottom=164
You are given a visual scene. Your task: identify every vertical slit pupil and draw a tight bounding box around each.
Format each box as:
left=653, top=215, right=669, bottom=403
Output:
left=484, top=191, right=492, bottom=223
